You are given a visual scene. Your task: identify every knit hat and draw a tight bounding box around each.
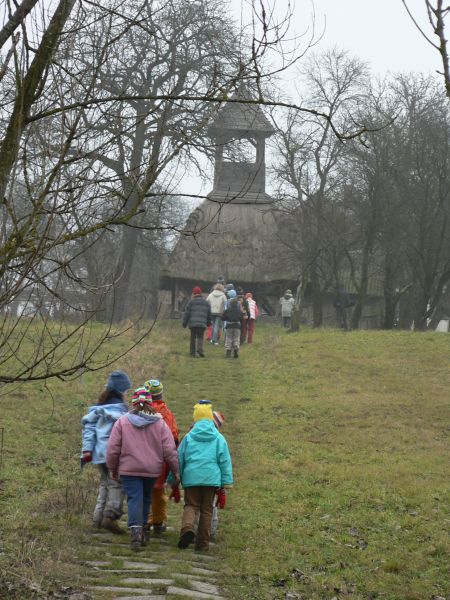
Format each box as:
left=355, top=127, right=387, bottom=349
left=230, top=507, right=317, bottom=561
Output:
left=227, top=289, right=237, bottom=298
left=106, top=370, right=131, bottom=393
left=225, top=283, right=235, bottom=292
left=217, top=275, right=225, bottom=283
left=285, top=289, right=292, bottom=295
left=131, top=387, right=152, bottom=406
left=213, top=411, right=225, bottom=429
left=193, top=401, right=214, bottom=422
left=145, top=378, right=163, bottom=399
left=192, top=286, right=202, bottom=295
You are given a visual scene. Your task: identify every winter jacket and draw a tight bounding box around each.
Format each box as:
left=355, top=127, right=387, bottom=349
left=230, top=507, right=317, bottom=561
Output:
left=182, top=296, right=212, bottom=329
left=206, top=289, right=227, bottom=316
left=81, top=399, right=128, bottom=464
left=151, top=399, right=179, bottom=489
left=178, top=419, right=233, bottom=488
left=223, top=297, right=243, bottom=329
left=280, top=295, right=295, bottom=317
left=247, top=298, right=258, bottom=320
left=106, top=412, right=179, bottom=479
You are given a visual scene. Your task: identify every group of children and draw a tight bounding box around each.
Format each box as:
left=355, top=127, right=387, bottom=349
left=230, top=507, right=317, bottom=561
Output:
left=183, top=278, right=259, bottom=359
left=81, top=370, right=232, bottom=552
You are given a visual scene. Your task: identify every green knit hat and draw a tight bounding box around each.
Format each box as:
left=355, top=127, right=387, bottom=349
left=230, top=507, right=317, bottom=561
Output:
left=145, top=378, right=163, bottom=398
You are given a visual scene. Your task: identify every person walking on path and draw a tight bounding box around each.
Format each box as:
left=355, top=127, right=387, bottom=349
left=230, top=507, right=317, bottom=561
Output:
left=243, top=292, right=259, bottom=343
left=81, top=370, right=131, bottom=534
left=143, top=378, right=180, bottom=534
left=177, top=402, right=233, bottom=552
left=223, top=289, right=243, bottom=358
left=106, top=387, right=180, bottom=551
left=182, top=286, right=211, bottom=357
left=280, top=289, right=295, bottom=329
left=237, top=287, right=251, bottom=344
left=206, top=283, right=227, bottom=345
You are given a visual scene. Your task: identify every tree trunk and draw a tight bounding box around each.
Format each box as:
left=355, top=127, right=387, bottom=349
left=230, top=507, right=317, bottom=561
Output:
left=110, top=227, right=141, bottom=323
left=310, top=264, right=323, bottom=327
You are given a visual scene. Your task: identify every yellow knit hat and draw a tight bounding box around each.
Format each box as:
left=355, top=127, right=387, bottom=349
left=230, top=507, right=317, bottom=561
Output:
left=193, top=401, right=213, bottom=422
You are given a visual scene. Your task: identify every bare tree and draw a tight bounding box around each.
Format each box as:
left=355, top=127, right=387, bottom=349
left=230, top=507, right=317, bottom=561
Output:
left=1, top=0, right=330, bottom=384
left=273, top=48, right=369, bottom=326
left=402, top=0, right=450, bottom=99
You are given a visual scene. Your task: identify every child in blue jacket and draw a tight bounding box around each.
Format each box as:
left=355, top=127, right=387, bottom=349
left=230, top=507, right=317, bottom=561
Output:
left=177, top=402, right=233, bottom=551
left=81, top=370, right=130, bottom=533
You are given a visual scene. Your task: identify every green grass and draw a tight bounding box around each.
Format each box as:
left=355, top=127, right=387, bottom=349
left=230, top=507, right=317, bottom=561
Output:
left=0, top=321, right=449, bottom=599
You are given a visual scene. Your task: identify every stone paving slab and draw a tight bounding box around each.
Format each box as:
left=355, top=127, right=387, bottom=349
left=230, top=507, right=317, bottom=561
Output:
left=113, top=597, right=165, bottom=600
left=190, top=566, right=219, bottom=576
left=113, top=553, right=163, bottom=569
left=85, top=560, right=111, bottom=567
left=188, top=580, right=221, bottom=595
left=88, top=586, right=154, bottom=594
left=167, top=586, right=226, bottom=599
left=121, top=577, right=174, bottom=586
left=113, top=596, right=166, bottom=600
left=122, top=561, right=162, bottom=570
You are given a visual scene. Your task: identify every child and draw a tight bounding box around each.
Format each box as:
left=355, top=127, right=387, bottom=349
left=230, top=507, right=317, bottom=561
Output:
left=244, top=292, right=259, bottom=343
left=106, top=387, right=180, bottom=551
left=81, top=370, right=130, bottom=534
left=211, top=411, right=226, bottom=539
left=222, top=289, right=243, bottom=358
left=144, top=378, right=179, bottom=534
left=182, top=286, right=212, bottom=357
left=177, top=402, right=233, bottom=551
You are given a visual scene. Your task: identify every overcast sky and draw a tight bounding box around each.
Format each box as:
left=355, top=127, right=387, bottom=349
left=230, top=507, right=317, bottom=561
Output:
left=229, top=0, right=440, bottom=77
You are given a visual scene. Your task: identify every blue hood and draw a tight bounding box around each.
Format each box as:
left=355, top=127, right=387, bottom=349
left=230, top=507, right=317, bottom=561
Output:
left=127, top=412, right=162, bottom=428
left=81, top=402, right=128, bottom=464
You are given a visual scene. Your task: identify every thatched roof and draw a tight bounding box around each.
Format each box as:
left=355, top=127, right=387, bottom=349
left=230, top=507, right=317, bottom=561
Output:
left=161, top=200, right=293, bottom=286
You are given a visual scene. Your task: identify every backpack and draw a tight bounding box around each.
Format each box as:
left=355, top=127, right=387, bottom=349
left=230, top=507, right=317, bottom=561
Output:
left=225, top=299, right=242, bottom=322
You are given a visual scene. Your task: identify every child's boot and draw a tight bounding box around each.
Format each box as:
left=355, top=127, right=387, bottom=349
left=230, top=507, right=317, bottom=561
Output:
left=129, top=526, right=143, bottom=552
left=226, top=349, right=231, bottom=358
left=233, top=348, right=239, bottom=358
left=101, top=516, right=125, bottom=535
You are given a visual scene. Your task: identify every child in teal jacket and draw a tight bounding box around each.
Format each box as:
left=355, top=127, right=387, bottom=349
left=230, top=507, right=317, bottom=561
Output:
left=177, top=402, right=233, bottom=551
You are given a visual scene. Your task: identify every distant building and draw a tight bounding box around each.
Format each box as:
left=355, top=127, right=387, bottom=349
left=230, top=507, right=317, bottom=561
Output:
left=159, top=91, right=296, bottom=315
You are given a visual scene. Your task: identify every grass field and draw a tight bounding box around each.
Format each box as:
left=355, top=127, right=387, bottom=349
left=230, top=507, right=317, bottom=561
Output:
left=0, top=321, right=449, bottom=599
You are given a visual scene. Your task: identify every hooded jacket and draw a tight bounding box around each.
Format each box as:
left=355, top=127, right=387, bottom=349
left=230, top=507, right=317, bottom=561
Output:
left=106, top=412, right=179, bottom=478
left=81, top=400, right=128, bottom=464
left=280, top=294, right=295, bottom=317
left=206, top=289, right=227, bottom=316
left=151, top=399, right=179, bottom=489
left=178, top=419, right=233, bottom=488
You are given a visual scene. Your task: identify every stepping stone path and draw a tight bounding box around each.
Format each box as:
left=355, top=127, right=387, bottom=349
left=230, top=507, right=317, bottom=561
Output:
left=78, top=525, right=228, bottom=599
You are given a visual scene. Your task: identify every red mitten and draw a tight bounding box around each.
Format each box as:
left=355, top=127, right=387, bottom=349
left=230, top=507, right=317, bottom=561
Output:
left=81, top=451, right=92, bottom=464
left=217, top=487, right=226, bottom=509
left=169, top=485, right=181, bottom=503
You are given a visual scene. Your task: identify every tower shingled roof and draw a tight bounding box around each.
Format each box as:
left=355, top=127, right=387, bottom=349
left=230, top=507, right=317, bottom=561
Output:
left=209, top=91, right=275, bottom=136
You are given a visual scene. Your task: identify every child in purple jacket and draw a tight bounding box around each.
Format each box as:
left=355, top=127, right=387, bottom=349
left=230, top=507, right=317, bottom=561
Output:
left=107, top=387, right=180, bottom=551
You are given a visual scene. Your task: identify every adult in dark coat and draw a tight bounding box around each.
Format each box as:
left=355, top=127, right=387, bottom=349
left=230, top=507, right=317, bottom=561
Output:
left=182, top=286, right=212, bottom=357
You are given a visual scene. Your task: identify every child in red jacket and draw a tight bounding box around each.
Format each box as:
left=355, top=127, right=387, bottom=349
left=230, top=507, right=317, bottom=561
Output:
left=144, top=379, right=179, bottom=534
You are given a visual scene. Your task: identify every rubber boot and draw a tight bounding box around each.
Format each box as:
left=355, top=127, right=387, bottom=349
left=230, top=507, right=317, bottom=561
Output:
left=233, top=348, right=239, bottom=358
left=129, top=526, right=143, bottom=552
left=226, top=350, right=231, bottom=358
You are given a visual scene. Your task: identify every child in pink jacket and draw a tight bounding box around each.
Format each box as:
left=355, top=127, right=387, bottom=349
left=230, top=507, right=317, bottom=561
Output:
left=107, top=387, right=180, bottom=551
